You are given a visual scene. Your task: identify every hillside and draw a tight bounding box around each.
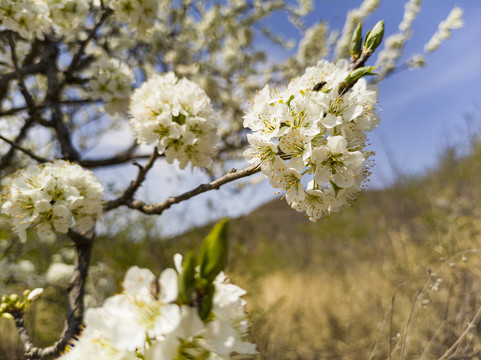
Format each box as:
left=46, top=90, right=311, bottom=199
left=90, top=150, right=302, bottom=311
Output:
left=2, top=143, right=481, bottom=359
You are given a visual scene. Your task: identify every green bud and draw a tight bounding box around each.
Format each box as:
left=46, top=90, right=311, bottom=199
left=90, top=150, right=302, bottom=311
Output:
left=350, top=23, right=363, bottom=59
left=9, top=294, right=19, bottom=303
left=363, top=20, right=384, bottom=53
left=342, top=66, right=377, bottom=87
left=178, top=251, right=196, bottom=305
left=1, top=313, right=13, bottom=319
left=198, top=284, right=215, bottom=322
left=198, top=218, right=229, bottom=286
left=0, top=303, right=7, bottom=313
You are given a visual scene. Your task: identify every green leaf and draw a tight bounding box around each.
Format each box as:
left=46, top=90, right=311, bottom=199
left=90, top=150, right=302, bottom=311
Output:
left=198, top=218, right=229, bottom=287
left=178, top=251, right=197, bottom=305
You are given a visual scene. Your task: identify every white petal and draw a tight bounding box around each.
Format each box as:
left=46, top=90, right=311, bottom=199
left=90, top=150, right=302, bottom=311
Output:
left=159, top=268, right=178, bottom=303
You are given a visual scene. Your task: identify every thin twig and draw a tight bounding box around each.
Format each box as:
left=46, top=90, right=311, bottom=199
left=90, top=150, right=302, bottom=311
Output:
left=400, top=290, right=421, bottom=360
left=389, top=282, right=406, bottom=360
left=120, top=164, right=261, bottom=215
left=0, top=134, right=49, bottom=163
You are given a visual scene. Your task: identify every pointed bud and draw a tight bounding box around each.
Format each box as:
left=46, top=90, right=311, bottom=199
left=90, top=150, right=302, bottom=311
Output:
left=363, top=20, right=384, bottom=53
left=178, top=252, right=196, bottom=305
left=350, top=23, right=363, bottom=60
left=342, top=66, right=377, bottom=87
left=198, top=218, right=229, bottom=286
left=27, top=288, right=43, bottom=303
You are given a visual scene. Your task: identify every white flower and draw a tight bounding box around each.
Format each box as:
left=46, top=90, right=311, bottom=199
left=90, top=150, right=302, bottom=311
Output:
left=89, top=57, right=134, bottom=115
left=108, top=0, right=159, bottom=39
left=0, top=0, right=52, bottom=40
left=268, top=157, right=305, bottom=205
left=46, top=0, right=89, bottom=33
left=311, top=136, right=364, bottom=188
left=243, top=133, right=278, bottom=170
left=46, top=262, right=75, bottom=287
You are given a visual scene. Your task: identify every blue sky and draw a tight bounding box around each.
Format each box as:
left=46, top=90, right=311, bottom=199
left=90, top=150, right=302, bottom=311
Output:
left=263, top=0, right=481, bottom=185
left=95, top=0, right=481, bottom=235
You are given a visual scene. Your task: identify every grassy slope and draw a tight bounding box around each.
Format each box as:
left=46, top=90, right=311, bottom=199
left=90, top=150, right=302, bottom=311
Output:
left=3, top=143, right=481, bottom=359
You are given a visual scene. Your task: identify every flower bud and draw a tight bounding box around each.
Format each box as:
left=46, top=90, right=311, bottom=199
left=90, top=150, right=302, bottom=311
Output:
left=341, top=66, right=377, bottom=90
left=0, top=303, right=8, bottom=313
left=350, top=23, right=363, bottom=60
left=27, top=288, right=44, bottom=302
left=363, top=20, right=384, bottom=53
left=198, top=218, right=229, bottom=287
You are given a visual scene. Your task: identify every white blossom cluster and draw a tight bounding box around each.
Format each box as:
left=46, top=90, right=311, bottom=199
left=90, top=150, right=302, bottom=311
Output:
left=59, top=256, right=257, bottom=360
left=107, top=0, right=160, bottom=39
left=89, top=56, right=135, bottom=115
left=130, top=72, right=219, bottom=169
left=0, top=0, right=89, bottom=39
left=375, top=0, right=421, bottom=77
left=424, top=6, right=464, bottom=53
left=0, top=161, right=104, bottom=242
left=244, top=60, right=379, bottom=221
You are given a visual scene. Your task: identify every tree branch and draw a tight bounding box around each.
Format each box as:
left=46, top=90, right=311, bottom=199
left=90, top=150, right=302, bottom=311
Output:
left=105, top=149, right=161, bottom=211
left=64, top=9, right=112, bottom=82
left=0, top=134, right=49, bottom=163
left=120, top=164, right=261, bottom=215
left=0, top=118, right=34, bottom=173
left=7, top=32, right=42, bottom=124
left=21, top=230, right=94, bottom=360
left=77, top=142, right=155, bottom=168
left=0, top=98, right=100, bottom=117
left=12, top=311, right=36, bottom=355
